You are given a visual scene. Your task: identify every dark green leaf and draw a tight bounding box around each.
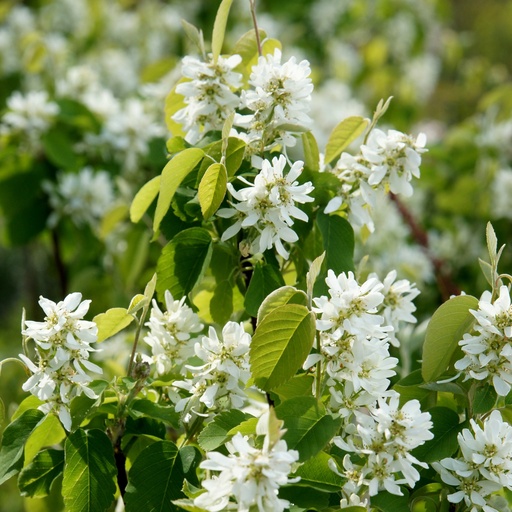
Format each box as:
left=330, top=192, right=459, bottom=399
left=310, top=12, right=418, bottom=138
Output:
left=275, top=397, right=342, bottom=461
left=0, top=409, right=44, bottom=485
left=130, top=399, right=180, bottom=427
left=472, top=384, right=498, bottom=414
left=197, top=410, right=250, bottom=451
left=411, top=407, right=464, bottom=463
left=210, top=280, right=233, bottom=324
left=41, top=128, right=79, bottom=169
left=124, top=441, right=199, bottom=512
left=372, top=490, right=410, bottom=512
left=18, top=448, right=64, bottom=498
left=245, top=262, right=286, bottom=317
left=272, top=374, right=315, bottom=401
left=156, top=227, right=213, bottom=301
left=62, top=429, right=117, bottom=512
left=278, top=485, right=329, bottom=510
left=292, top=451, right=343, bottom=492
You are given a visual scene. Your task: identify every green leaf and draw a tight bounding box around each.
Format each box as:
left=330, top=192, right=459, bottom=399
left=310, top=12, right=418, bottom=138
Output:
left=324, top=116, right=368, bottom=165
left=18, top=448, right=64, bottom=498
left=245, top=262, right=286, bottom=318
left=232, top=28, right=267, bottom=66
left=307, top=252, right=325, bottom=304
left=69, top=380, right=108, bottom=431
left=211, top=0, right=234, bottom=63
left=153, top=148, right=204, bottom=233
left=372, top=490, right=410, bottom=512
left=124, top=441, right=200, bottom=512
left=422, top=295, right=478, bottom=382
left=197, top=410, right=250, bottom=451
left=250, top=304, right=316, bottom=391
left=11, top=396, right=44, bottom=421
left=302, top=132, right=320, bottom=171
left=130, top=176, right=161, bottom=223
left=210, top=280, right=233, bottom=324
left=128, top=294, right=147, bottom=315
left=316, top=213, right=355, bottom=293
left=130, top=399, right=180, bottom=427
left=272, top=374, right=314, bottom=401
left=62, top=429, right=117, bottom=512
left=41, top=128, right=79, bottom=169
left=0, top=409, right=44, bottom=485
left=275, top=397, right=342, bottom=461
left=181, top=19, right=204, bottom=55
left=411, top=407, right=464, bottom=463
left=24, top=414, right=65, bottom=464
left=156, top=227, right=213, bottom=301
left=198, top=162, right=227, bottom=219
left=472, top=384, right=498, bottom=414
left=257, top=286, right=308, bottom=325
left=278, top=485, right=330, bottom=510
left=93, top=307, right=135, bottom=343
left=292, top=451, right=343, bottom=492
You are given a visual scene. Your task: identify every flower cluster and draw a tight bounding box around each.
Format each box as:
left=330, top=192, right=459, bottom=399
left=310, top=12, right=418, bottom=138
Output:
left=20, top=293, right=102, bottom=431
left=433, top=410, right=512, bottom=512
left=194, top=410, right=299, bottom=512
left=143, top=290, right=203, bottom=376
left=43, top=167, right=115, bottom=230
left=173, top=321, right=251, bottom=422
left=332, top=393, right=433, bottom=497
left=325, top=129, right=427, bottom=232
left=219, top=154, right=314, bottom=258
left=235, top=48, right=313, bottom=153
left=455, top=285, right=512, bottom=396
left=172, top=54, right=243, bottom=144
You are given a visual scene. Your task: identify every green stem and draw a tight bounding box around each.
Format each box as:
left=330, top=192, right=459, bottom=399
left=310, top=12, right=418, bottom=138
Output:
left=249, top=0, right=262, bottom=57
left=0, top=357, right=28, bottom=378
left=315, top=332, right=322, bottom=402
left=126, top=317, right=143, bottom=379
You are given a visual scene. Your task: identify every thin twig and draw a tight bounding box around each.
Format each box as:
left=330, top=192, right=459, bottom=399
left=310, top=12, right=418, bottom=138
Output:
left=249, top=0, right=262, bottom=56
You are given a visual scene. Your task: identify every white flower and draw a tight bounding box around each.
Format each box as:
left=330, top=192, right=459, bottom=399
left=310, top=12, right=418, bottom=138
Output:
left=20, top=292, right=102, bottom=431
left=194, top=412, right=299, bottom=512
left=220, top=154, right=314, bottom=259
left=43, top=167, right=115, bottom=230
left=173, top=54, right=242, bottom=144
left=144, top=290, right=203, bottom=376
left=235, top=48, right=313, bottom=151
left=362, top=129, right=427, bottom=197
left=173, top=322, right=251, bottom=419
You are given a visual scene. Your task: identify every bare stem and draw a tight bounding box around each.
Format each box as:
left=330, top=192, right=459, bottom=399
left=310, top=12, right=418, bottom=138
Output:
left=249, top=0, right=262, bottom=56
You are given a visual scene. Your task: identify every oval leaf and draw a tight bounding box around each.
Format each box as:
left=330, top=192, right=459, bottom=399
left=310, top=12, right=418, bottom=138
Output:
left=62, top=429, right=117, bottom=512
left=18, top=448, right=64, bottom=498
left=93, top=307, right=135, bottom=343
left=257, top=286, right=308, bottom=324
left=325, top=116, right=368, bottom=165
left=197, top=410, right=250, bottom=451
left=250, top=304, right=315, bottom=391
left=275, top=397, right=342, bottom=461
left=422, top=295, right=478, bottom=382
left=245, top=262, right=285, bottom=318
left=124, top=441, right=200, bottom=512
left=130, top=176, right=161, bottom=223
left=153, top=148, right=204, bottom=233
left=302, top=132, right=320, bottom=171
left=156, top=227, right=213, bottom=301
left=292, top=451, right=343, bottom=492
left=198, top=162, right=227, bottom=219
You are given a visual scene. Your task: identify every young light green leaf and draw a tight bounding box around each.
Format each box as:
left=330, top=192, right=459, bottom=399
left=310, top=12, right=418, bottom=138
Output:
left=153, top=148, right=204, bottom=233
left=307, top=252, right=325, bottom=304
left=18, top=448, right=64, bottom=498
left=198, top=162, right=227, bottom=219
left=156, top=227, right=213, bottom=301
left=93, top=307, right=135, bottom=343
left=0, top=409, right=44, bottom=485
left=144, top=272, right=158, bottom=302
left=128, top=294, right=147, bottom=315
left=411, top=407, right=464, bottom=463
left=272, top=374, right=315, bottom=401
left=24, top=414, right=65, bottom=464
left=244, top=262, right=285, bottom=318
left=197, top=410, right=250, bottom=451
left=124, top=441, right=200, bottom=512
left=250, top=304, right=315, bottom=391
left=275, top=397, right=342, bottom=461
left=302, top=132, right=320, bottom=171
left=130, top=176, right=161, bottom=223
left=211, top=0, right=234, bottom=63
left=222, top=111, right=235, bottom=155
left=62, top=429, right=117, bottom=512
left=164, top=83, right=187, bottom=136
left=324, top=116, right=368, bottom=164
left=486, top=221, right=497, bottom=263
left=422, top=295, right=478, bottom=382
left=232, top=28, right=267, bottom=65
left=181, top=19, right=204, bottom=56
left=257, top=286, right=308, bottom=325
left=478, top=258, right=494, bottom=287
